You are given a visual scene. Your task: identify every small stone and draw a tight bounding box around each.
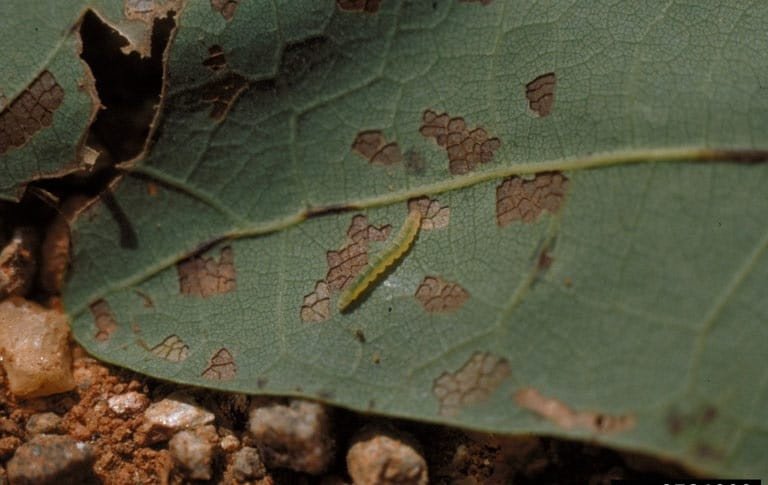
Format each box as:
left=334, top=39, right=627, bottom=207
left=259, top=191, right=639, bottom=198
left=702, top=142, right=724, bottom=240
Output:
left=346, top=426, right=428, bottom=485
left=139, top=392, right=215, bottom=444
left=220, top=434, right=240, bottom=453
left=232, top=446, right=266, bottom=482
left=25, top=412, right=63, bottom=435
left=248, top=399, right=334, bottom=474
left=6, top=434, right=94, bottom=485
left=108, top=391, right=149, bottom=416
left=0, top=436, right=22, bottom=460
left=0, top=298, right=75, bottom=398
left=169, top=429, right=215, bottom=481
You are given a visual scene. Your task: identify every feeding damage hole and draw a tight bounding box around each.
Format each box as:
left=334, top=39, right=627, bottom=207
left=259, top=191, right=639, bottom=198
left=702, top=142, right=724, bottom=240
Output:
left=177, top=246, right=236, bottom=298
left=201, top=348, right=237, bottom=380
left=420, top=110, right=501, bottom=175
left=433, top=352, right=511, bottom=417
left=202, top=45, right=227, bottom=71
left=408, top=196, right=449, bottom=230
left=0, top=71, right=64, bottom=155
left=514, top=387, right=635, bottom=434
left=300, top=215, right=391, bottom=322
left=351, top=130, right=403, bottom=166
left=336, top=0, right=382, bottom=12
left=211, top=0, right=240, bottom=20
left=79, top=9, right=173, bottom=161
left=89, top=299, right=118, bottom=342
left=150, top=335, right=190, bottom=362
left=496, top=172, right=569, bottom=226
left=415, top=276, right=469, bottom=313
left=526, top=72, right=556, bottom=117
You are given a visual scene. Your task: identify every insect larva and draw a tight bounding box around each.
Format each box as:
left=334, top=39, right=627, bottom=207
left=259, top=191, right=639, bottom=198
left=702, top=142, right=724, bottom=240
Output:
left=338, top=210, right=422, bottom=312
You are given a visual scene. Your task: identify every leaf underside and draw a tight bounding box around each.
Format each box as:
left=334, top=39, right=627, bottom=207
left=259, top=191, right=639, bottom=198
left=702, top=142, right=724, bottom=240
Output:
left=9, top=0, right=764, bottom=478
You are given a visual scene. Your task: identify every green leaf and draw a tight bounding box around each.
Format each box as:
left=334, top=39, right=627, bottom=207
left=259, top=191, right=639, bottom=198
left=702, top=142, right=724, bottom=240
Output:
left=0, top=1, right=174, bottom=199
left=63, top=1, right=768, bottom=477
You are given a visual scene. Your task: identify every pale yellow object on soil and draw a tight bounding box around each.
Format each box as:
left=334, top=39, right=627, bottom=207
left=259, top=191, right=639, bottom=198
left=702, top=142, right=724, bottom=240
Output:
left=0, top=297, right=75, bottom=397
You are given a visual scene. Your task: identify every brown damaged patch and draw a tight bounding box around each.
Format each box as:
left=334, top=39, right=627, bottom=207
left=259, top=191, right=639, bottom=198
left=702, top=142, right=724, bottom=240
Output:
left=325, top=216, right=391, bottom=291
left=420, top=110, right=501, bottom=174
left=415, top=276, right=469, bottom=313
left=202, top=45, right=227, bottom=71
left=326, top=242, right=369, bottom=292
left=0, top=71, right=65, bottom=155
left=346, top=214, right=392, bottom=245
left=300, top=281, right=332, bottom=323
left=514, top=387, right=635, bottom=434
left=526, top=72, right=556, bottom=117
left=408, top=197, right=450, bottom=230
left=150, top=335, right=190, bottom=362
left=177, top=246, right=236, bottom=297
left=201, top=348, right=237, bottom=380
left=201, top=72, right=249, bottom=121
left=300, top=215, right=391, bottom=322
left=337, top=0, right=382, bottom=12
left=496, top=172, right=569, bottom=226
left=433, top=352, right=511, bottom=417
left=90, top=300, right=119, bottom=342
left=211, top=0, right=240, bottom=20
left=351, top=130, right=403, bottom=166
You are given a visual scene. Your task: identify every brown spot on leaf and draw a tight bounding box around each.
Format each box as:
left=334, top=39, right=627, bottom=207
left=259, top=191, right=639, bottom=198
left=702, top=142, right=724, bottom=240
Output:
left=300, top=281, right=331, bottom=323
left=211, top=0, right=240, bottom=20
left=354, top=329, right=366, bottom=343
left=326, top=242, right=369, bottom=292
left=202, top=348, right=237, bottom=380
left=415, top=276, right=469, bottom=313
left=352, top=130, right=403, bottom=166
left=433, top=352, right=511, bottom=417
left=149, top=335, right=189, bottom=362
left=408, top=197, right=450, bottom=230
left=177, top=246, right=236, bottom=298
left=0, top=71, right=64, bottom=155
left=146, top=181, right=159, bottom=197
left=336, top=0, right=382, bottom=13
left=346, top=214, right=391, bottom=245
left=496, top=172, right=569, bottom=226
left=420, top=110, right=500, bottom=174
left=514, top=387, right=635, bottom=434
left=202, top=45, right=227, bottom=71
left=526, top=72, right=556, bottom=117
left=89, top=300, right=118, bottom=342
left=201, top=72, right=248, bottom=121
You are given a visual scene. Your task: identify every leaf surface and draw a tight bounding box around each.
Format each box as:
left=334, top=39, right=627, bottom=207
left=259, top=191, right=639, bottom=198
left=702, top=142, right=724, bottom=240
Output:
left=62, top=1, right=768, bottom=477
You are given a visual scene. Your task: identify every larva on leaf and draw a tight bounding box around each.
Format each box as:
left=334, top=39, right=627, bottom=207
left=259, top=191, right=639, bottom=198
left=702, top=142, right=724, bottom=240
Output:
left=338, top=210, right=422, bottom=312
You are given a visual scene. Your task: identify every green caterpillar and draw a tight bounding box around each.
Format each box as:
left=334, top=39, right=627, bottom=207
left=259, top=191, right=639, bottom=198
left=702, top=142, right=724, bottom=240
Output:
left=338, top=210, right=422, bottom=312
